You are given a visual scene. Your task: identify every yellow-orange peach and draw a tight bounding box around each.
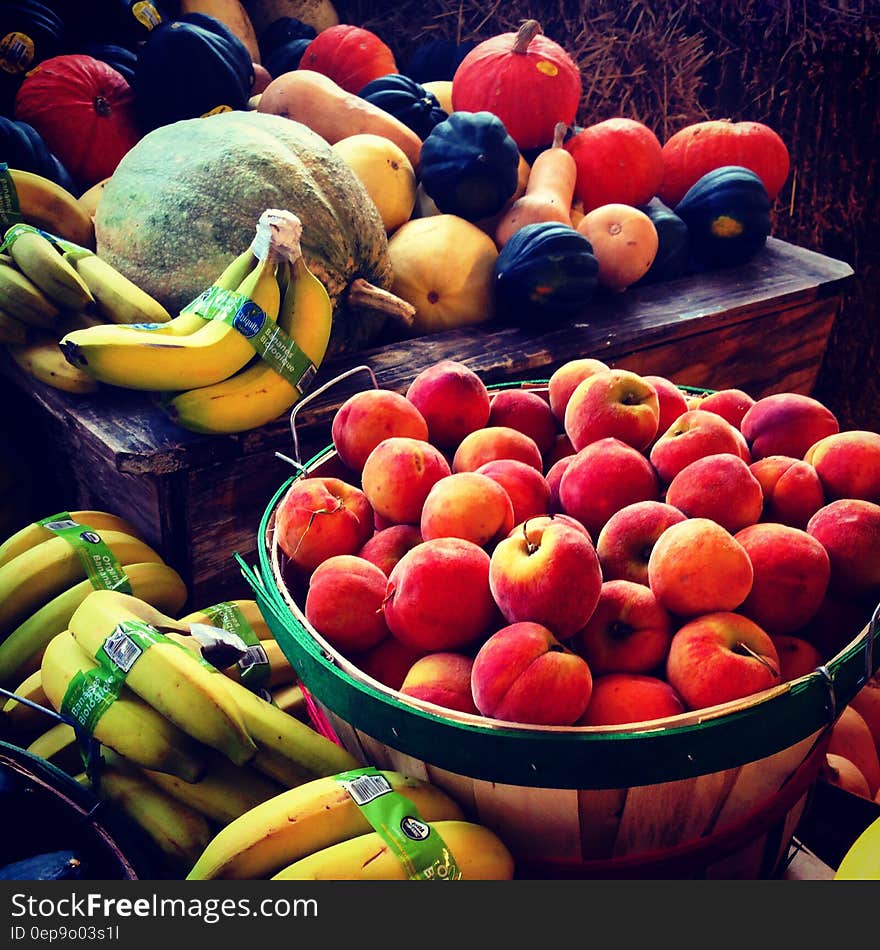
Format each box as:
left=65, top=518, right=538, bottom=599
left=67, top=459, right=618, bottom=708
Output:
left=487, top=388, right=559, bottom=456
left=804, top=429, right=880, bottom=503
left=404, top=359, right=491, bottom=451
left=399, top=652, right=479, bottom=715
left=419, top=471, right=515, bottom=548
left=547, top=357, right=611, bottom=423
left=331, top=388, right=429, bottom=473
left=749, top=455, right=825, bottom=529
left=647, top=517, right=753, bottom=616
left=452, top=425, right=543, bottom=473
left=361, top=436, right=451, bottom=525
left=665, top=452, right=764, bottom=534
left=577, top=672, right=685, bottom=726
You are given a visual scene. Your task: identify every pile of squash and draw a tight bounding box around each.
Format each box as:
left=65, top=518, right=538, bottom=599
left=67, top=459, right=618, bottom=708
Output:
left=0, top=2, right=792, bottom=352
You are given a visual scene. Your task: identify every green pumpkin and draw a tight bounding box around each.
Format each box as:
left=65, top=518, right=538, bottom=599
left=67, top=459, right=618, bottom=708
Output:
left=674, top=165, right=771, bottom=269
left=635, top=197, right=690, bottom=285
left=358, top=73, right=447, bottom=141
left=493, top=221, right=599, bottom=326
left=419, top=110, right=520, bottom=222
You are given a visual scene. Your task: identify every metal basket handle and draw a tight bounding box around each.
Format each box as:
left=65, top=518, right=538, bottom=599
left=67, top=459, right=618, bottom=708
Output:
left=277, top=364, right=378, bottom=470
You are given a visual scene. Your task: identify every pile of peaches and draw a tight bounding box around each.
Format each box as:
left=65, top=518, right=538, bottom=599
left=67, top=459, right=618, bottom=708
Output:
left=271, top=356, right=880, bottom=744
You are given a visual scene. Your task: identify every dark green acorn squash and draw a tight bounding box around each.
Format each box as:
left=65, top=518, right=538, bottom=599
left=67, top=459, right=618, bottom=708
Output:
left=258, top=16, right=316, bottom=58
left=404, top=37, right=477, bottom=83
left=358, top=73, right=447, bottom=141
left=493, top=221, right=599, bottom=326
left=0, top=116, right=76, bottom=192
left=81, top=42, right=138, bottom=85
left=419, top=110, right=520, bottom=222
left=635, top=197, right=690, bottom=285
left=263, top=37, right=312, bottom=79
left=132, top=12, right=254, bottom=132
left=674, top=164, right=771, bottom=270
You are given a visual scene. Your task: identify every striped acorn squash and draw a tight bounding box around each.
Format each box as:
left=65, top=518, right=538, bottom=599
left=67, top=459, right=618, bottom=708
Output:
left=94, top=109, right=402, bottom=356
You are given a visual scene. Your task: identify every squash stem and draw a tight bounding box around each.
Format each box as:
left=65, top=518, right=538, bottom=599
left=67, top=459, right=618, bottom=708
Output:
left=514, top=19, right=543, bottom=54
left=346, top=277, right=416, bottom=328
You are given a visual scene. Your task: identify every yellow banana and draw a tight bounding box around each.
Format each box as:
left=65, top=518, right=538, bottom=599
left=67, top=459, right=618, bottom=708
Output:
left=141, top=754, right=284, bottom=826
left=0, top=259, right=61, bottom=328
left=186, top=769, right=466, bottom=880
left=1, top=668, right=52, bottom=736
left=0, top=509, right=142, bottom=568
left=26, top=721, right=83, bottom=774
left=0, top=528, right=164, bottom=637
left=270, top=683, right=308, bottom=721
left=2, top=168, right=96, bottom=250
left=0, top=560, right=188, bottom=689
left=6, top=334, right=100, bottom=394
left=835, top=814, right=880, bottom=880
left=58, top=248, right=280, bottom=391
left=68, top=589, right=258, bottom=767
left=165, top=253, right=332, bottom=434
left=272, top=819, right=516, bottom=880
left=179, top=598, right=273, bottom=641
left=218, top=674, right=358, bottom=780
left=63, top=249, right=172, bottom=325
left=4, top=225, right=95, bottom=312
left=166, top=631, right=295, bottom=689
left=40, top=630, right=209, bottom=782
left=0, top=307, right=29, bottom=343
left=94, top=751, right=214, bottom=874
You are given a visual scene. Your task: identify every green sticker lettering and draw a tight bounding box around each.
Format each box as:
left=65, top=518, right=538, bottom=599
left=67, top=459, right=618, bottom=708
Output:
left=37, top=512, right=132, bottom=593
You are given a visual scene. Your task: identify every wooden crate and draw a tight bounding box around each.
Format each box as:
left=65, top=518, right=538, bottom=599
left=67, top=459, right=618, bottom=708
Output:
left=0, top=239, right=854, bottom=610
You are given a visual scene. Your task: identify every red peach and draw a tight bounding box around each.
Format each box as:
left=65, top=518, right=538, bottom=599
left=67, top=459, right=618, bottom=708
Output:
left=476, top=458, right=552, bottom=525
left=304, top=554, right=391, bottom=653
left=807, top=498, right=880, bottom=596
left=697, top=388, right=756, bottom=428
left=665, top=452, right=764, bottom=534
left=354, top=635, right=426, bottom=692
left=564, top=368, right=660, bottom=452
left=405, top=359, right=490, bottom=450
left=489, top=516, right=602, bottom=640
left=419, top=471, right=515, bottom=548
left=665, top=611, right=781, bottom=711
left=546, top=455, right=574, bottom=514
left=507, top=513, right=593, bottom=544
left=357, top=524, right=424, bottom=576
left=577, top=673, right=685, bottom=726
left=647, top=517, right=754, bottom=616
left=558, top=437, right=660, bottom=539
left=487, top=388, right=559, bottom=456
left=642, top=374, right=690, bottom=441
left=569, top=579, right=675, bottom=675
left=649, top=409, right=745, bottom=484
left=547, top=357, right=611, bottom=423
left=274, top=476, right=374, bottom=575
left=749, top=455, right=826, bottom=529
left=361, top=436, right=451, bottom=525
left=740, top=392, right=839, bottom=461
left=770, top=634, right=823, bottom=683
left=399, top=652, right=479, bottom=715
left=452, top=426, right=543, bottom=473
left=594, top=500, right=686, bottom=587
left=471, top=621, right=593, bottom=725
left=383, top=537, right=497, bottom=651
left=734, top=522, right=831, bottom=635
left=331, top=388, right=428, bottom=473
left=543, top=431, right=576, bottom=470
left=804, top=430, right=880, bottom=503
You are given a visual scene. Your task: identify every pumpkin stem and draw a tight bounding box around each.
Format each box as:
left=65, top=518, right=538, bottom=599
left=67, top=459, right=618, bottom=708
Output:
left=552, top=122, right=568, bottom=149
left=94, top=96, right=112, bottom=118
left=346, top=277, right=416, bottom=328
left=514, top=19, right=543, bottom=54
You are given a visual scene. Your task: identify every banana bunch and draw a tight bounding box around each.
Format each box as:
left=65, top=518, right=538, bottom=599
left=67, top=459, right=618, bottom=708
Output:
left=186, top=768, right=515, bottom=880
left=0, top=167, right=95, bottom=250
left=58, top=209, right=333, bottom=434
left=0, top=509, right=187, bottom=692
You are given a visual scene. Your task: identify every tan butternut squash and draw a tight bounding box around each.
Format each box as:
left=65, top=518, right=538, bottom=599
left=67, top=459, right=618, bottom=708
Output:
left=577, top=202, right=659, bottom=292
left=494, top=123, right=576, bottom=248
left=180, top=0, right=262, bottom=64
left=257, top=69, right=422, bottom=170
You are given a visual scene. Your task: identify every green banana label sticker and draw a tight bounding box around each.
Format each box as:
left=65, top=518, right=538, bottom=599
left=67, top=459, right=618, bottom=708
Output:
left=197, top=602, right=270, bottom=691
left=37, top=512, right=132, bottom=594
left=334, top=768, right=462, bottom=880
left=60, top=667, right=122, bottom=735
left=180, top=285, right=317, bottom=393
left=0, top=164, right=23, bottom=230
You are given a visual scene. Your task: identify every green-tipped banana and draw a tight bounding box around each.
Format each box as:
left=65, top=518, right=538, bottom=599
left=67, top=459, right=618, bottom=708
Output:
left=0, top=259, right=61, bottom=328
left=65, top=249, right=172, bottom=325
left=4, top=225, right=94, bottom=311
left=68, top=590, right=258, bottom=767
left=58, top=248, right=280, bottom=391
left=40, top=630, right=210, bottom=782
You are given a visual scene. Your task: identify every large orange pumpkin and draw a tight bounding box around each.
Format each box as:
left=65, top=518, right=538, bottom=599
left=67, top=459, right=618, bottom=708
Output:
left=451, top=19, right=581, bottom=152
left=659, top=119, right=790, bottom=208
left=298, top=23, right=397, bottom=94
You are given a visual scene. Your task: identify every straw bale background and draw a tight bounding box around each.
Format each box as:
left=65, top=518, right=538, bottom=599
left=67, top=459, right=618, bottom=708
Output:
left=339, top=0, right=880, bottom=430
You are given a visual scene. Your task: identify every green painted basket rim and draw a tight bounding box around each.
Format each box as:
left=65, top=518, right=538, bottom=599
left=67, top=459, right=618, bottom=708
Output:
left=247, top=380, right=879, bottom=789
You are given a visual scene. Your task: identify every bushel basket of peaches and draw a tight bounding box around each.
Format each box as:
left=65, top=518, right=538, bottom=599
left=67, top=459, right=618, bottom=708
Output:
left=238, top=357, right=880, bottom=880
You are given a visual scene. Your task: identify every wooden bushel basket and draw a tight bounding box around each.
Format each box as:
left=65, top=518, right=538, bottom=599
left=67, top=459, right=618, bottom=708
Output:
left=240, top=376, right=880, bottom=880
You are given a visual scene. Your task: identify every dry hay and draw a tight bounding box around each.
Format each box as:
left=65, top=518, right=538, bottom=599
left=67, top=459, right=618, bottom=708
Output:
left=340, top=0, right=880, bottom=429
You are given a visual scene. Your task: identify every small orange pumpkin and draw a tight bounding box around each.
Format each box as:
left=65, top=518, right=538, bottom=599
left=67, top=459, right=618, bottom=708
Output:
left=577, top=203, right=659, bottom=292
left=298, top=24, right=397, bottom=94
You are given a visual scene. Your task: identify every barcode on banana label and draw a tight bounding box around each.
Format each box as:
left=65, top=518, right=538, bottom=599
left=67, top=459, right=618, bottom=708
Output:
left=239, top=644, right=269, bottom=671
left=42, top=519, right=78, bottom=531
left=102, top=625, right=144, bottom=673
left=296, top=362, right=317, bottom=394
left=342, top=773, right=393, bottom=805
